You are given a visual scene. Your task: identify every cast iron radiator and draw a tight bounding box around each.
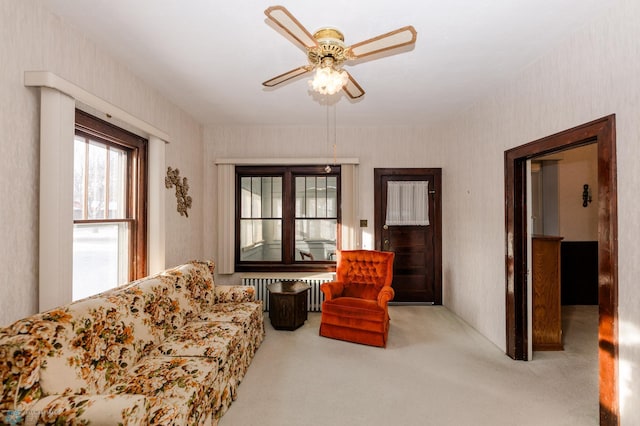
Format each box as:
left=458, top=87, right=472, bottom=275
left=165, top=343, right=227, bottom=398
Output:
left=241, top=274, right=334, bottom=312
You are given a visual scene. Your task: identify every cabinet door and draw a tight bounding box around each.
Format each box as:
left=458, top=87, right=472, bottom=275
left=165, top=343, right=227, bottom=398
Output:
left=270, top=294, right=294, bottom=329
left=532, top=236, right=563, bottom=350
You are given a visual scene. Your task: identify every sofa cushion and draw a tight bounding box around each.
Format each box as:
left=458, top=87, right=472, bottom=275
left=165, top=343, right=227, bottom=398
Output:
left=149, top=321, right=242, bottom=360
left=120, top=275, right=186, bottom=340
left=199, top=302, right=264, bottom=358
left=1, top=307, right=99, bottom=396
left=37, top=299, right=143, bottom=395
left=110, top=356, right=230, bottom=424
left=161, top=261, right=216, bottom=322
left=35, top=274, right=191, bottom=395
left=37, top=276, right=183, bottom=395
left=214, top=285, right=256, bottom=303
left=199, top=302, right=262, bottom=324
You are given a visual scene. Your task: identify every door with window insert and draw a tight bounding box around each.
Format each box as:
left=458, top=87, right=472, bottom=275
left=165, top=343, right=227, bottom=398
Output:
left=374, top=168, right=442, bottom=303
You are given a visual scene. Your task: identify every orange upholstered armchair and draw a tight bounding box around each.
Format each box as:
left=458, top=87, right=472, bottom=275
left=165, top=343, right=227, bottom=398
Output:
left=319, top=250, right=395, bottom=347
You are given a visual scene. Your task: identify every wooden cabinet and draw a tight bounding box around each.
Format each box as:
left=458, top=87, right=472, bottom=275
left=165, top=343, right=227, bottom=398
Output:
left=532, top=235, right=564, bottom=351
left=267, top=281, right=310, bottom=330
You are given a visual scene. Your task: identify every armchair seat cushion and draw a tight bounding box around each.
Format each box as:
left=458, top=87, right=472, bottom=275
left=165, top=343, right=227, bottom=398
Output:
left=321, top=298, right=387, bottom=335
left=321, top=298, right=385, bottom=322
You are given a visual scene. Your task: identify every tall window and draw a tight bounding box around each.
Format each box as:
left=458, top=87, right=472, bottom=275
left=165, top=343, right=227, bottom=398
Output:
left=73, top=110, right=147, bottom=300
left=236, top=165, right=340, bottom=271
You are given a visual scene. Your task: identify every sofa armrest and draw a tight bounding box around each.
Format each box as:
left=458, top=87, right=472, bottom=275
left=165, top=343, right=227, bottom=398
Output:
left=320, top=281, right=344, bottom=302
left=377, top=286, right=395, bottom=308
left=0, top=334, right=45, bottom=413
left=214, top=285, right=256, bottom=303
left=17, top=393, right=187, bottom=425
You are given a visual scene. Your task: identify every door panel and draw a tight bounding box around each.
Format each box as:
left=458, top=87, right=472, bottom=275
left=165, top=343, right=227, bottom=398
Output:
left=374, top=168, right=442, bottom=304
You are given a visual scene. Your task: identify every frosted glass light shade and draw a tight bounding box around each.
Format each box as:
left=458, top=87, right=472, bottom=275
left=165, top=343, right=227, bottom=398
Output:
left=309, top=66, right=348, bottom=95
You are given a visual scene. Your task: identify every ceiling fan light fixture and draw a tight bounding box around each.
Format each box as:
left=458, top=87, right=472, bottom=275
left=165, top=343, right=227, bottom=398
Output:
left=264, top=6, right=417, bottom=99
left=309, top=63, right=348, bottom=96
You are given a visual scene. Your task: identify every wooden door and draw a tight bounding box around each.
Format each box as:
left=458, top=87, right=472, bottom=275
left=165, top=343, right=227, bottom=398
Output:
left=374, top=168, right=442, bottom=304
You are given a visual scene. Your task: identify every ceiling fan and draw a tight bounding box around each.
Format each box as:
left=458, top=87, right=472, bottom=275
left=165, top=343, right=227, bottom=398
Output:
left=262, top=5, right=417, bottom=99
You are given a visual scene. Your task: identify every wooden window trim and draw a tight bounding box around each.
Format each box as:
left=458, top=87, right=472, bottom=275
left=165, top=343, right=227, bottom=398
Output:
left=74, top=109, right=148, bottom=280
left=235, top=165, right=340, bottom=272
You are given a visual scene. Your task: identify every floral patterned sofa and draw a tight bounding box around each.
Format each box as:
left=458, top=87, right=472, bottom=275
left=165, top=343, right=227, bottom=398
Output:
left=0, top=260, right=264, bottom=425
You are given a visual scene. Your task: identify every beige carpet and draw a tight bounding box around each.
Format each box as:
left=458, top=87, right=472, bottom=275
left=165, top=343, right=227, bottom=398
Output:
left=220, top=305, right=598, bottom=426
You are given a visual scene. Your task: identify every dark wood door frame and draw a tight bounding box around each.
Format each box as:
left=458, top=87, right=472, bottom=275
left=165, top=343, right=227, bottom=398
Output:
left=504, top=115, right=618, bottom=425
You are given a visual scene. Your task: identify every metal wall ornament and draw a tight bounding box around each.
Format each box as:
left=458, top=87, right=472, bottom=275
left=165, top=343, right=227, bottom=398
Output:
left=165, top=167, right=192, bottom=217
left=582, top=183, right=593, bottom=207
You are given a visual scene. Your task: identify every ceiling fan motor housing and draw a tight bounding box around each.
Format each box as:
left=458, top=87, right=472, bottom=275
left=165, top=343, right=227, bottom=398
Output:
left=308, top=28, right=348, bottom=67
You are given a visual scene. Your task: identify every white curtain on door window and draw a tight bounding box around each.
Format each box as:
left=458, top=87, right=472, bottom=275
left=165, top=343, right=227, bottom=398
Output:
left=385, top=181, right=430, bottom=226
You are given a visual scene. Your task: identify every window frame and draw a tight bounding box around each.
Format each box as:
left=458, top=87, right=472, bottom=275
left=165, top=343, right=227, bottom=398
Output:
left=74, top=109, right=148, bottom=281
left=235, top=165, right=340, bottom=272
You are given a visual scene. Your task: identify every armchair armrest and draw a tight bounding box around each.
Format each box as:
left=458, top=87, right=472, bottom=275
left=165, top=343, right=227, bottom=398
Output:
left=320, top=281, right=344, bottom=301
left=377, top=286, right=395, bottom=307
left=214, top=285, right=256, bottom=303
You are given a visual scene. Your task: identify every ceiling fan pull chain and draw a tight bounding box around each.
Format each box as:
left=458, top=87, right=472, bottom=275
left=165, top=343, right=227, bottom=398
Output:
left=333, top=103, right=338, bottom=165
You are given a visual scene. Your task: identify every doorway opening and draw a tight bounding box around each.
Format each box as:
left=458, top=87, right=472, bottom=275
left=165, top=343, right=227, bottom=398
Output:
left=529, top=144, right=599, bottom=356
left=504, top=115, right=618, bottom=425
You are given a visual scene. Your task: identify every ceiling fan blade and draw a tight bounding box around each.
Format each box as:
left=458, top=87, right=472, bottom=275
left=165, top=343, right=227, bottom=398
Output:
left=263, top=66, right=312, bottom=87
left=342, top=72, right=365, bottom=99
left=264, top=5, right=319, bottom=50
left=346, top=26, right=417, bottom=59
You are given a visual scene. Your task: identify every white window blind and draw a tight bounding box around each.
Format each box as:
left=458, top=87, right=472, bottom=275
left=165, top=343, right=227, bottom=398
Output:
left=385, top=181, right=430, bottom=226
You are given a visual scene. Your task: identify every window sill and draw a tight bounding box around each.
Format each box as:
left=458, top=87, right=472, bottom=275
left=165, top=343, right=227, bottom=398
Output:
left=236, top=264, right=336, bottom=273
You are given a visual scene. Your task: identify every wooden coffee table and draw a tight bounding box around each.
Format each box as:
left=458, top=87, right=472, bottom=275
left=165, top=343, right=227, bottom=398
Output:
left=267, top=281, right=311, bottom=330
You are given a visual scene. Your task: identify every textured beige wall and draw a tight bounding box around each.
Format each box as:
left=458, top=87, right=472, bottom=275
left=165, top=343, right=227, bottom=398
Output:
left=207, top=1, right=640, bottom=421
left=203, top=125, right=445, bottom=285
left=0, top=1, right=203, bottom=326
left=437, top=0, right=639, bottom=421
left=557, top=144, right=598, bottom=241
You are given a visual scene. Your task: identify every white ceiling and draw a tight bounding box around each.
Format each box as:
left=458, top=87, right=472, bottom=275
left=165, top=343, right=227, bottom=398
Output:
left=42, top=0, right=615, bottom=127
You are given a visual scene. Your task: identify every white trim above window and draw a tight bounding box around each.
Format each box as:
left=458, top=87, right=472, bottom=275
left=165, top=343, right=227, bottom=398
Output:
left=25, top=71, right=171, bottom=142
left=215, top=157, right=359, bottom=165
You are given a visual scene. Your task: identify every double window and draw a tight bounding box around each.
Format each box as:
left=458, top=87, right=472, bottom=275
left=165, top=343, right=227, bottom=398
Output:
left=236, top=165, right=340, bottom=271
left=72, top=110, right=147, bottom=300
